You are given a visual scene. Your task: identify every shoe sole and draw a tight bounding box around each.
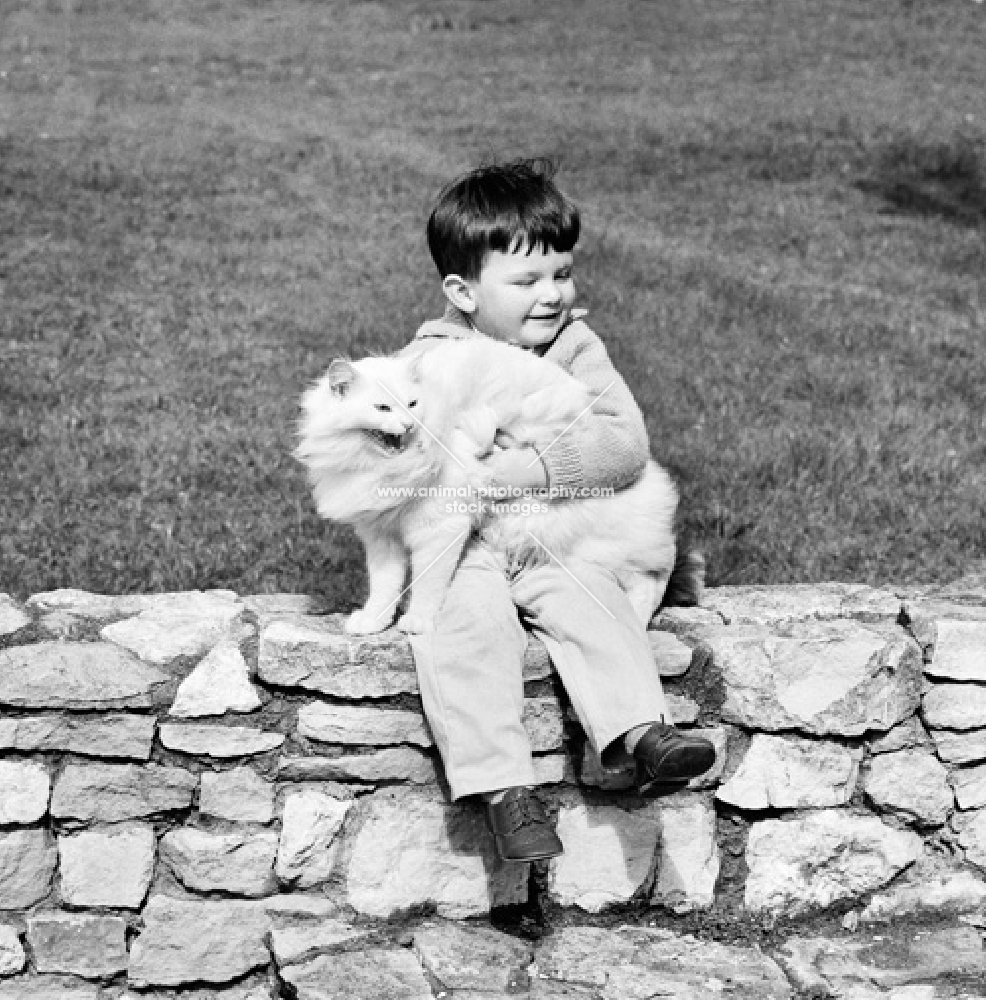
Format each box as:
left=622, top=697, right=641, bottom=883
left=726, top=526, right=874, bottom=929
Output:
left=637, top=776, right=691, bottom=797
left=497, top=847, right=564, bottom=862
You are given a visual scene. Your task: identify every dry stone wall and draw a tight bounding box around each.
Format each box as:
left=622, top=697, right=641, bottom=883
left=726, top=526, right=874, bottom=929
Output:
left=0, top=576, right=986, bottom=994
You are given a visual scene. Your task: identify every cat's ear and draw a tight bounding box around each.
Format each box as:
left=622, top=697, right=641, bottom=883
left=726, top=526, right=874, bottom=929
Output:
left=406, top=352, right=425, bottom=382
left=326, top=359, right=357, bottom=396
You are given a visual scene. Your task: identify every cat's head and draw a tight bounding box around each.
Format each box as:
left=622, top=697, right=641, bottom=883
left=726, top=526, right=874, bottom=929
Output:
left=314, top=356, right=423, bottom=457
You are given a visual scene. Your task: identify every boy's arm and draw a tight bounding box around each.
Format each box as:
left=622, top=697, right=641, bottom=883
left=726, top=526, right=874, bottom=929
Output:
left=533, top=323, right=650, bottom=494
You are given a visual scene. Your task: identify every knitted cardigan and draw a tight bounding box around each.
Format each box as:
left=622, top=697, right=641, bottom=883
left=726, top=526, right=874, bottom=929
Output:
left=410, top=305, right=650, bottom=494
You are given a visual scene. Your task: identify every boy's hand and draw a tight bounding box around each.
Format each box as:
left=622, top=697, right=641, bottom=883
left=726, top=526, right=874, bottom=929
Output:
left=482, top=445, right=548, bottom=492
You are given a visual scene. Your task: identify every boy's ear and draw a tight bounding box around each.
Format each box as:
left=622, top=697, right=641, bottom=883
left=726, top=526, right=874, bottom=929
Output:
left=442, top=274, right=477, bottom=315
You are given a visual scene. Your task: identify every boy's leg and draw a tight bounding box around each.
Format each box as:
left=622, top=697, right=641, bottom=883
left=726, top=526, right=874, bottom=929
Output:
left=510, top=561, right=714, bottom=787
left=406, top=541, right=535, bottom=801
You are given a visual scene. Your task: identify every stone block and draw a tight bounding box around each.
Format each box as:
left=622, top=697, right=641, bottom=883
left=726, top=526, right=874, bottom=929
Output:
left=102, top=613, right=236, bottom=665
left=27, top=588, right=241, bottom=620
left=27, top=913, right=127, bottom=978
left=648, top=793, right=720, bottom=912
left=297, top=702, right=432, bottom=747
left=666, top=691, right=701, bottom=724
left=0, top=760, right=50, bottom=824
left=59, top=823, right=155, bottom=908
left=703, top=582, right=901, bottom=626
left=551, top=797, right=661, bottom=912
left=169, top=639, right=261, bottom=717
left=243, top=593, right=314, bottom=618
left=51, top=763, right=197, bottom=823
left=269, top=921, right=370, bottom=967
left=277, top=748, right=438, bottom=784
left=0, top=925, right=25, bottom=976
left=257, top=616, right=419, bottom=697
left=552, top=789, right=719, bottom=915
left=531, top=753, right=572, bottom=786
left=159, top=723, right=284, bottom=758
left=863, top=749, right=953, bottom=825
left=933, top=728, right=986, bottom=764
left=161, top=828, right=279, bottom=897
left=281, top=949, right=432, bottom=1000
left=412, top=920, right=533, bottom=993
left=0, top=985, right=98, bottom=1000
left=535, top=926, right=636, bottom=987
left=647, top=630, right=694, bottom=676
left=0, top=830, right=57, bottom=909
left=952, top=763, right=986, bottom=811
left=717, top=734, right=859, bottom=810
left=536, top=925, right=791, bottom=999
left=128, top=896, right=270, bottom=987
left=0, top=713, right=156, bottom=760
left=37, top=610, right=87, bottom=639
left=923, top=681, right=986, bottom=730
left=862, top=850, right=986, bottom=921
left=712, top=619, right=922, bottom=736
left=0, top=596, right=29, bottom=637
left=262, top=894, right=340, bottom=920
left=923, top=619, right=986, bottom=682
left=930, top=572, right=986, bottom=605
left=343, top=786, right=527, bottom=919
left=276, top=787, right=353, bottom=889
left=199, top=767, right=275, bottom=823
left=903, top=599, right=986, bottom=658
left=953, top=808, right=986, bottom=869
left=867, top=716, right=933, bottom=755
left=523, top=694, right=565, bottom=751
left=653, top=604, right=725, bottom=641
left=258, top=614, right=551, bottom=697
left=777, top=926, right=986, bottom=995
left=99, top=594, right=248, bottom=666
left=744, top=809, right=922, bottom=916
left=0, top=642, right=169, bottom=710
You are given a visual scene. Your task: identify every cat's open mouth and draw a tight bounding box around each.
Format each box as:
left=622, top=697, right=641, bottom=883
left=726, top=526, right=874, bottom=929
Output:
left=364, top=428, right=414, bottom=455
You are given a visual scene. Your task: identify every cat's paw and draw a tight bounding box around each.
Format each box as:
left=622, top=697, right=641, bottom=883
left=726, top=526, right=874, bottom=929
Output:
left=344, top=609, right=390, bottom=635
left=396, top=612, right=435, bottom=634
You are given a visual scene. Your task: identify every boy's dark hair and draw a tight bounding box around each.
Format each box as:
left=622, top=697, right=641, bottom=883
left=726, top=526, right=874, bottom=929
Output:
left=427, top=157, right=580, bottom=280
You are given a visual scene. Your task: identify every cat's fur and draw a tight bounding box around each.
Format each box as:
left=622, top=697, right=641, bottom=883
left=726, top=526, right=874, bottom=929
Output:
left=297, top=337, right=591, bottom=633
left=297, top=335, right=691, bottom=635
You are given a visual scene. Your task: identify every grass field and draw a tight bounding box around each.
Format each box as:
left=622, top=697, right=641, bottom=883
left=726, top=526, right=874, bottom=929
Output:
left=1, top=0, right=984, bottom=609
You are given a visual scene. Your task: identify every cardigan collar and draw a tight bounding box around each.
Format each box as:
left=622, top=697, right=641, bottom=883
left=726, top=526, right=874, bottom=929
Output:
left=414, top=303, right=587, bottom=343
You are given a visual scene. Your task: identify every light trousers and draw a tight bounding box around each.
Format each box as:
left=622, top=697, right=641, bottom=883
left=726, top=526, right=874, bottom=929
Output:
left=408, top=541, right=670, bottom=800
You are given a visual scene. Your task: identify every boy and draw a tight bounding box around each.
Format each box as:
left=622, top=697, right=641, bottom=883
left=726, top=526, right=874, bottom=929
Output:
left=407, top=158, right=714, bottom=862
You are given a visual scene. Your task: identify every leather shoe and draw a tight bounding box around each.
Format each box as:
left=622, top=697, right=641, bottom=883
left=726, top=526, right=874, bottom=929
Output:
left=485, top=787, right=563, bottom=862
left=633, top=723, right=716, bottom=796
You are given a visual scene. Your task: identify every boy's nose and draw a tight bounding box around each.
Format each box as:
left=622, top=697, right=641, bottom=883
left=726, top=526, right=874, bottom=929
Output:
left=540, top=281, right=562, bottom=304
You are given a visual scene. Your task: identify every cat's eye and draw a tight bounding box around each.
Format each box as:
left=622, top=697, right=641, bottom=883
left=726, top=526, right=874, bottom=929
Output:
left=375, top=404, right=392, bottom=412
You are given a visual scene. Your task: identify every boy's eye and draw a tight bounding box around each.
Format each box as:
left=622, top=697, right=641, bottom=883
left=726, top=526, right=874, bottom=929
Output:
left=375, top=404, right=392, bottom=412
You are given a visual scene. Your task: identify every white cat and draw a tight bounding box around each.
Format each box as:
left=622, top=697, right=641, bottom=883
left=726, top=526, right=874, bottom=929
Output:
left=296, top=336, right=592, bottom=634
left=296, top=335, right=691, bottom=635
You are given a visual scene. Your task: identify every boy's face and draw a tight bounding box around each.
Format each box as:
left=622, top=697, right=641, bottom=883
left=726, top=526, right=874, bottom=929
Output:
left=456, top=242, right=576, bottom=348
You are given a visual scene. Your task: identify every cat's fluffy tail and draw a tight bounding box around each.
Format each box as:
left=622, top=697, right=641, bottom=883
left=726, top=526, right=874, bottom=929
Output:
left=660, top=548, right=705, bottom=609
